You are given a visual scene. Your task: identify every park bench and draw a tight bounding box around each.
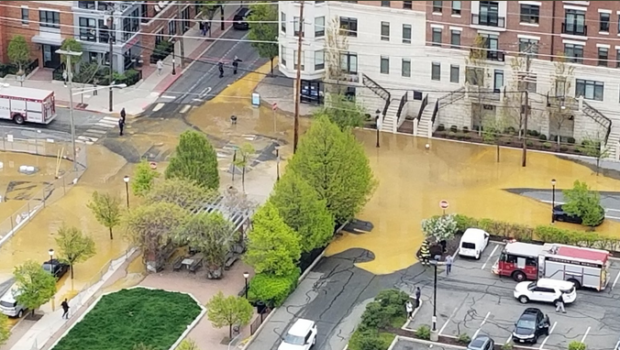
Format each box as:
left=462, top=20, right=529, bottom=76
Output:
left=224, top=252, right=239, bottom=270
left=189, top=258, right=203, bottom=273
left=172, top=256, right=184, bottom=271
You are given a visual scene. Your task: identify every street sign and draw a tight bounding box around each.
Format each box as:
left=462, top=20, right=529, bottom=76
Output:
left=440, top=200, right=449, bottom=209
left=272, top=103, right=278, bottom=110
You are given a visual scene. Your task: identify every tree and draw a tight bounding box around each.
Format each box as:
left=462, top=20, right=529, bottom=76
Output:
left=132, top=159, right=160, bottom=196
left=0, top=313, right=9, bottom=346
left=233, top=143, right=255, bottom=193
left=482, top=116, right=508, bottom=163
left=318, top=93, right=366, bottom=131
left=13, top=261, right=57, bottom=317
left=244, top=202, right=301, bottom=276
left=421, top=215, right=458, bottom=242
left=324, top=17, right=349, bottom=95
left=54, top=225, right=96, bottom=279
left=287, top=115, right=376, bottom=224
left=198, top=1, right=220, bottom=22
left=548, top=53, right=576, bottom=146
left=465, top=35, right=489, bottom=135
left=175, top=212, right=234, bottom=271
left=176, top=339, right=200, bottom=350
left=123, top=202, right=188, bottom=264
left=7, top=35, right=30, bottom=74
left=165, top=130, right=220, bottom=190
left=270, top=171, right=334, bottom=253
left=506, top=48, right=536, bottom=139
left=146, top=178, right=217, bottom=212
left=579, top=135, right=611, bottom=176
left=562, top=180, right=604, bottom=229
left=87, top=191, right=121, bottom=240
left=206, top=291, right=253, bottom=339
left=248, top=4, right=278, bottom=74
left=59, top=38, right=83, bottom=67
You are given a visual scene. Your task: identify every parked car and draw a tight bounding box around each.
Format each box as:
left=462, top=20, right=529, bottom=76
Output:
left=278, top=319, right=317, bottom=350
left=512, top=308, right=551, bottom=344
left=514, top=278, right=577, bottom=305
left=458, top=228, right=490, bottom=260
left=467, top=334, right=494, bottom=350
left=552, top=205, right=605, bottom=226
left=0, top=284, right=26, bottom=318
left=233, top=7, right=251, bottom=30
left=42, top=259, right=70, bottom=280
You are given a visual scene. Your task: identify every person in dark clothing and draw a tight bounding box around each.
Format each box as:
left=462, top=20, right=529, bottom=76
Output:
left=120, top=108, right=126, bottom=122
left=218, top=61, right=224, bottom=78
left=414, top=287, right=421, bottom=308
left=61, top=298, right=69, bottom=319
left=118, top=117, right=125, bottom=136
left=232, top=56, right=242, bottom=75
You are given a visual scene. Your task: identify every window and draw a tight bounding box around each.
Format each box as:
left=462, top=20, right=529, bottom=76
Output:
left=381, top=1, right=390, bottom=6
left=520, top=4, right=540, bottom=24
left=618, top=15, right=620, bottom=33
left=155, top=29, right=164, bottom=45
left=181, top=7, right=191, bottom=32
left=21, top=7, right=29, bottom=24
left=122, top=8, right=140, bottom=42
left=466, top=67, right=484, bottom=86
left=294, top=17, right=303, bottom=36
left=402, top=24, right=412, bottom=43
left=519, top=39, right=539, bottom=57
left=452, top=1, right=461, bottom=15
left=450, top=30, right=461, bottom=48
left=381, top=22, right=390, bottom=41
left=402, top=59, right=411, bottom=77
left=403, top=1, right=412, bottom=9
left=600, top=12, right=610, bottom=32
left=39, top=10, right=60, bottom=28
left=433, top=1, right=443, bottom=13
left=142, top=3, right=149, bottom=23
left=380, top=56, right=389, bottom=74
left=576, top=79, right=604, bottom=101
left=431, top=62, right=441, bottom=80
left=564, top=9, right=586, bottom=35
left=555, top=78, right=567, bottom=97
left=293, top=50, right=305, bottom=70
left=339, top=17, right=358, bottom=37
left=598, top=47, right=609, bottom=66
left=168, top=18, right=177, bottom=36
left=617, top=49, right=620, bottom=68
left=450, top=65, right=459, bottom=83
left=281, top=45, right=287, bottom=66
left=314, top=50, right=325, bottom=70
left=281, top=12, right=286, bottom=33
left=518, top=73, right=537, bottom=93
left=315, top=16, right=325, bottom=37
left=79, top=17, right=97, bottom=42
left=340, top=52, right=358, bottom=74
left=477, top=1, right=500, bottom=27
left=432, top=28, right=442, bottom=46
left=563, top=43, right=584, bottom=64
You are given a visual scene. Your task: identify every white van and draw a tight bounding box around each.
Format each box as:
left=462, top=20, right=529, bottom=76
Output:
left=459, top=228, right=490, bottom=260
left=0, top=284, right=25, bottom=318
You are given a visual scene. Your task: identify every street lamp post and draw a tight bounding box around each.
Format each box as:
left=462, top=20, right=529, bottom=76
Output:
left=275, top=146, right=280, bottom=182
left=375, top=109, right=381, bottom=148
left=429, top=259, right=439, bottom=340
left=551, top=179, right=556, bottom=223
left=48, top=248, right=55, bottom=261
left=124, top=176, right=130, bottom=208
left=243, top=272, right=249, bottom=299
left=172, top=41, right=177, bottom=76
left=55, top=49, right=82, bottom=174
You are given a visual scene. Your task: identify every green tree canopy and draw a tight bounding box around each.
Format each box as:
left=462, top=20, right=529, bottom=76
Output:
left=206, top=291, right=254, bottom=339
left=421, top=215, right=458, bottom=242
left=7, top=35, right=30, bottom=72
left=562, top=180, right=604, bottom=228
left=579, top=136, right=611, bottom=176
left=165, top=130, right=220, bottom=190
left=244, top=202, right=301, bottom=276
left=318, top=94, right=367, bottom=131
left=54, top=225, right=96, bottom=279
left=270, top=171, right=334, bottom=252
left=233, top=143, right=255, bottom=192
left=13, top=261, right=57, bottom=317
left=198, top=1, right=220, bottom=20
left=248, top=3, right=279, bottom=74
left=174, top=212, right=234, bottom=270
left=87, top=191, right=121, bottom=240
left=132, top=159, right=160, bottom=196
left=59, top=38, right=83, bottom=67
left=0, top=313, right=9, bottom=346
left=287, top=115, right=376, bottom=224
left=145, top=178, right=217, bottom=212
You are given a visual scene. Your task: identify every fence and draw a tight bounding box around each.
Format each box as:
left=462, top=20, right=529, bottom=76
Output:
left=0, top=128, right=87, bottom=247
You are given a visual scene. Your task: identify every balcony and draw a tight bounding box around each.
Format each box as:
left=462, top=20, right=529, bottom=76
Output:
left=470, top=48, right=505, bottom=62
left=471, top=14, right=505, bottom=28
left=561, top=23, right=587, bottom=36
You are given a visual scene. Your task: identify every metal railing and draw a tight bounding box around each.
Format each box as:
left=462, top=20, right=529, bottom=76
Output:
left=361, top=74, right=391, bottom=118
left=396, top=92, right=409, bottom=125
left=471, top=13, right=506, bottom=28
left=417, top=94, right=428, bottom=122
left=582, top=101, right=612, bottom=143
left=437, top=87, right=466, bottom=109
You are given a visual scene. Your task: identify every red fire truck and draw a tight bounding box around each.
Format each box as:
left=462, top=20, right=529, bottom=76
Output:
left=0, top=86, right=57, bottom=124
left=492, top=241, right=610, bottom=291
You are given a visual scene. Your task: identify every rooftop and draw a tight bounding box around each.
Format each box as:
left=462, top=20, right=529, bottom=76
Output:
left=0, top=86, right=54, bottom=101
left=504, top=242, right=545, bottom=257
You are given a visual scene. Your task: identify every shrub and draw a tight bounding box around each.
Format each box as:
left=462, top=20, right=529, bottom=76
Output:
left=361, top=289, right=409, bottom=330
left=560, top=146, right=568, bottom=152
left=349, top=329, right=394, bottom=350
left=463, top=134, right=472, bottom=140
left=526, top=140, right=534, bottom=147
left=528, top=130, right=540, bottom=137
left=568, top=341, right=586, bottom=350
left=421, top=215, right=458, bottom=242
left=437, top=124, right=445, bottom=132
left=457, top=333, right=471, bottom=344
left=504, top=126, right=516, bottom=135
left=501, top=343, right=514, bottom=350
left=543, top=142, right=552, bottom=149
left=581, top=140, right=590, bottom=147
left=539, top=134, right=547, bottom=141
left=567, top=137, right=576, bottom=144
left=415, top=325, right=431, bottom=340
left=534, top=226, right=600, bottom=246
left=574, top=148, right=581, bottom=153
left=463, top=126, right=469, bottom=133
left=247, top=269, right=300, bottom=307
left=448, top=132, right=456, bottom=139
left=450, top=125, right=458, bottom=133
left=454, top=214, right=478, bottom=233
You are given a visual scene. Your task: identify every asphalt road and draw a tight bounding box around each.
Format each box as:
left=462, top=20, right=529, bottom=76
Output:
left=393, top=338, right=460, bottom=350
left=143, top=28, right=265, bottom=119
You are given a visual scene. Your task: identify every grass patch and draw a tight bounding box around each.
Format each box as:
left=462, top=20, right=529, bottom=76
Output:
left=348, top=330, right=395, bottom=350
left=52, top=288, right=202, bottom=350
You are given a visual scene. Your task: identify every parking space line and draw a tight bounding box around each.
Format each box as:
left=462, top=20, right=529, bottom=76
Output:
left=505, top=333, right=513, bottom=344
left=472, top=312, right=491, bottom=339
left=615, top=340, right=620, bottom=350
left=613, top=271, right=620, bottom=290
left=581, top=327, right=590, bottom=343
left=438, top=307, right=459, bottom=336
left=539, top=321, right=557, bottom=350
left=481, top=245, right=499, bottom=270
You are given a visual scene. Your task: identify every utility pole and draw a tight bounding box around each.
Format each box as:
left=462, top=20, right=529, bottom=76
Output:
left=108, top=9, right=115, bottom=112
left=177, top=2, right=185, bottom=69
left=521, top=44, right=535, bottom=167
left=56, top=50, right=81, bottom=174
left=293, top=1, right=305, bottom=153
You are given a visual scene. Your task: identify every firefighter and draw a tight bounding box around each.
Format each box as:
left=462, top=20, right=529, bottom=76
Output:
left=420, top=240, right=431, bottom=266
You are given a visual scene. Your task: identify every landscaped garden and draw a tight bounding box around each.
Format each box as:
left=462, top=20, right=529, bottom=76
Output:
left=52, top=288, right=202, bottom=350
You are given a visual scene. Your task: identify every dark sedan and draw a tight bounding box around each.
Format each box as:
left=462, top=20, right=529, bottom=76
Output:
left=42, top=259, right=70, bottom=280
left=233, top=7, right=251, bottom=30
left=552, top=205, right=605, bottom=226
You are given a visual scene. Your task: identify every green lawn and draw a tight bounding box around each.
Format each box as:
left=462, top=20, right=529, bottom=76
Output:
left=348, top=330, right=395, bottom=350
left=52, top=288, right=202, bottom=350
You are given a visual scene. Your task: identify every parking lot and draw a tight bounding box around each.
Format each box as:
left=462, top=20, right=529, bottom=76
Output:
left=406, top=242, right=620, bottom=350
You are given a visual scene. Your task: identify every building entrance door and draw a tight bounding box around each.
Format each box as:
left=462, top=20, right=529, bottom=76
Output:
left=42, top=45, right=61, bottom=68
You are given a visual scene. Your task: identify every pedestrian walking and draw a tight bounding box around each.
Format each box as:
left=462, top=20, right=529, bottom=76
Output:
left=232, top=56, right=242, bottom=75
left=93, top=78, right=98, bottom=96
left=120, top=107, right=126, bottom=123
left=415, top=287, right=421, bottom=307
left=555, top=298, right=566, bottom=313
left=405, top=300, right=414, bottom=320
left=118, top=117, right=125, bottom=136
left=420, top=240, right=431, bottom=266
left=199, top=22, right=205, bottom=36
left=445, top=255, right=453, bottom=276
left=61, top=298, right=69, bottom=319
left=62, top=70, right=68, bottom=86
left=218, top=61, right=224, bottom=78
left=157, top=59, right=163, bottom=75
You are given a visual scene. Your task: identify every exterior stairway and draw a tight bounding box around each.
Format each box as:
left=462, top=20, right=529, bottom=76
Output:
left=381, top=100, right=399, bottom=133
left=581, top=101, right=615, bottom=158
left=417, top=98, right=435, bottom=138
left=362, top=74, right=392, bottom=131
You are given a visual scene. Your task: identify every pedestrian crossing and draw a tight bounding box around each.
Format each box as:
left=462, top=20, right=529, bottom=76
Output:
left=75, top=116, right=118, bottom=145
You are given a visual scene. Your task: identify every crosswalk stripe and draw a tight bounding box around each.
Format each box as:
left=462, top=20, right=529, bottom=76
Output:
left=96, top=121, right=117, bottom=128
left=101, top=116, right=118, bottom=122
left=180, top=105, right=191, bottom=114
left=78, top=136, right=98, bottom=142
left=75, top=139, right=94, bottom=145
left=85, top=129, right=107, bottom=134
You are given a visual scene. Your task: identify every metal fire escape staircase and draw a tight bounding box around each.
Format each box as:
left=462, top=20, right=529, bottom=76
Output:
left=362, top=74, right=394, bottom=132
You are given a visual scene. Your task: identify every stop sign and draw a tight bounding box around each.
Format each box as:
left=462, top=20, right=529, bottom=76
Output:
left=440, top=200, right=449, bottom=209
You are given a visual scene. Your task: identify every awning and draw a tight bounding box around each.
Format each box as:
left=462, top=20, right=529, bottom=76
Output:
left=31, top=35, right=63, bottom=46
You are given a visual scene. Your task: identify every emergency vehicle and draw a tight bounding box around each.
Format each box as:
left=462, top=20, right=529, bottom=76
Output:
left=0, top=86, right=57, bottom=125
left=492, top=241, right=610, bottom=291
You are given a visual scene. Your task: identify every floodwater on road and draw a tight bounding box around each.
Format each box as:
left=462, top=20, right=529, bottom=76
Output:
left=326, top=132, right=620, bottom=275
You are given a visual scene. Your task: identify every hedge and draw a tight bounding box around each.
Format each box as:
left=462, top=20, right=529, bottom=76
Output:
left=446, top=214, right=620, bottom=251
left=247, top=268, right=300, bottom=308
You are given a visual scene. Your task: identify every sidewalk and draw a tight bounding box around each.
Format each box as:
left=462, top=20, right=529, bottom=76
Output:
left=11, top=4, right=239, bottom=117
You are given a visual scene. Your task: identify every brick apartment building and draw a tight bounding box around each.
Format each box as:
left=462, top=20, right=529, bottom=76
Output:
left=0, top=1, right=198, bottom=73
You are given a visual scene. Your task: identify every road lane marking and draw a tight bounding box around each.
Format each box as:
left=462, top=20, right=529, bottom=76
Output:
left=539, top=321, right=557, bottom=350
left=192, top=98, right=203, bottom=102
left=85, top=129, right=107, bottom=134
left=180, top=105, right=191, bottom=114
left=472, top=312, right=491, bottom=339
left=581, top=326, right=590, bottom=343
left=481, top=245, right=499, bottom=270
left=613, top=271, right=620, bottom=290
left=199, top=87, right=212, bottom=98
left=153, top=103, right=165, bottom=112
left=505, top=334, right=513, bottom=344
left=161, top=95, right=176, bottom=99
left=438, top=306, right=460, bottom=336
